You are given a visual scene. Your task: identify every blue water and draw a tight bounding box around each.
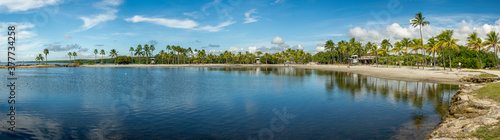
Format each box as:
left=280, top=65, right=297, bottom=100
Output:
left=0, top=67, right=458, bottom=139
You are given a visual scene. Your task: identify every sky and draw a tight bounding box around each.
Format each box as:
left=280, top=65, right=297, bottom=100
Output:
left=1, top=0, right=500, bottom=61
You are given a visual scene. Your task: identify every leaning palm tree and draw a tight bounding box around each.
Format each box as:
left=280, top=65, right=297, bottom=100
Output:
left=483, top=31, right=500, bottom=69
left=94, top=49, right=98, bottom=64
left=467, top=32, right=484, bottom=69
left=411, top=12, right=430, bottom=69
left=392, top=41, right=403, bottom=68
left=36, top=54, right=44, bottom=64
left=436, top=30, right=460, bottom=71
left=72, top=52, right=77, bottom=63
left=109, top=49, right=118, bottom=65
left=130, top=47, right=135, bottom=64
left=43, top=48, right=49, bottom=64
left=100, top=49, right=105, bottom=64
left=425, top=37, right=438, bottom=67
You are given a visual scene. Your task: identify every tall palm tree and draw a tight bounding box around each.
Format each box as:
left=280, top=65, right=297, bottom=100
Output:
left=100, top=49, right=105, bottom=64
left=144, top=44, right=150, bottom=64
left=159, top=50, right=165, bottom=64
left=370, top=44, right=378, bottom=66
left=436, top=30, right=459, bottom=71
left=392, top=41, right=403, bottom=68
left=130, top=47, right=135, bottom=64
left=411, top=12, right=430, bottom=69
left=483, top=31, right=500, bottom=69
left=109, top=49, right=118, bottom=65
left=136, top=45, right=143, bottom=64
left=325, top=40, right=335, bottom=64
left=150, top=45, right=155, bottom=58
left=94, top=49, right=98, bottom=64
left=43, top=48, right=49, bottom=64
left=72, top=52, right=77, bottom=63
left=166, top=45, right=171, bottom=64
left=68, top=52, right=72, bottom=62
left=467, top=32, right=484, bottom=69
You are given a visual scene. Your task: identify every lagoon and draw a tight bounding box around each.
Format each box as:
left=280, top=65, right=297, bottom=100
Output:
left=0, top=67, right=458, bottom=139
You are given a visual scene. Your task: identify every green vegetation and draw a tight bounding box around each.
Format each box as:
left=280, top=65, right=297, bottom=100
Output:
left=470, top=118, right=500, bottom=140
left=474, top=82, right=500, bottom=102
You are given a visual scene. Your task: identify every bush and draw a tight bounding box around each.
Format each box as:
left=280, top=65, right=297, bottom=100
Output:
left=116, top=56, right=132, bottom=64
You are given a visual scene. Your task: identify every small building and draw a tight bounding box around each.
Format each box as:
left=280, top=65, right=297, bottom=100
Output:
left=359, top=54, right=377, bottom=64
left=256, top=58, right=260, bottom=64
left=150, top=58, right=155, bottom=64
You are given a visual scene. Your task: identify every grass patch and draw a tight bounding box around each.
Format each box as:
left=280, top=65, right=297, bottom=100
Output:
left=462, top=70, right=499, bottom=78
left=474, top=82, right=500, bottom=102
left=470, top=118, right=500, bottom=140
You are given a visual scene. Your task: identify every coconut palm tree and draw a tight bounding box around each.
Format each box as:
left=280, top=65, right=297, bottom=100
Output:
left=411, top=38, right=422, bottom=69
left=136, top=45, right=143, bottom=64
left=467, top=32, right=484, bottom=69
left=401, top=38, right=412, bottom=66
left=94, top=49, right=98, bottom=64
left=109, top=49, right=118, bottom=65
left=425, top=37, right=438, bottom=67
left=436, top=30, right=460, bottom=71
left=166, top=45, right=171, bottom=64
left=483, top=31, right=500, bottom=69
left=68, top=52, right=72, bottom=62
left=144, top=44, right=150, bottom=64
left=72, top=52, right=77, bottom=63
left=370, top=44, right=379, bottom=66
left=100, top=49, right=105, bottom=64
left=129, top=47, right=135, bottom=64
left=150, top=45, right=155, bottom=58
left=381, top=39, right=392, bottom=67
left=325, top=40, right=335, bottom=64
left=36, top=54, right=44, bottom=64
left=392, top=41, right=403, bottom=68
left=411, top=12, right=430, bottom=68
left=43, top=48, right=49, bottom=64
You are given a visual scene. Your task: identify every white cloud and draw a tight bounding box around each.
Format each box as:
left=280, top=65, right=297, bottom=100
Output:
left=315, top=46, right=325, bottom=52
left=248, top=46, right=257, bottom=53
left=271, top=0, right=285, bottom=5
left=271, top=36, right=284, bottom=44
left=228, top=46, right=243, bottom=52
left=64, top=34, right=72, bottom=39
left=78, top=0, right=122, bottom=31
left=125, top=15, right=235, bottom=32
left=125, top=15, right=198, bottom=29
left=244, top=9, right=259, bottom=24
left=0, top=0, right=60, bottom=13
left=292, top=44, right=303, bottom=50
left=184, top=12, right=202, bottom=19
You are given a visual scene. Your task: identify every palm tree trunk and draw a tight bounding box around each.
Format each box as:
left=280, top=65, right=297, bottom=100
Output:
left=45, top=54, right=47, bottom=64
left=476, top=51, right=483, bottom=69
left=416, top=50, right=420, bottom=69
left=448, top=48, right=452, bottom=71
left=442, top=49, right=445, bottom=70
left=419, top=25, right=423, bottom=69
left=398, top=54, right=401, bottom=68
left=495, top=46, right=499, bottom=69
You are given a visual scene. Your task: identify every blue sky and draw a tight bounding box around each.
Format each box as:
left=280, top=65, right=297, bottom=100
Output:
left=1, top=0, right=500, bottom=61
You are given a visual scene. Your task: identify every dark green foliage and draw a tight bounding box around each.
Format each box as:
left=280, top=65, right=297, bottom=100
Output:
left=116, top=56, right=132, bottom=64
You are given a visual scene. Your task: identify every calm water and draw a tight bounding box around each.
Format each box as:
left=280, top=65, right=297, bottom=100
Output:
left=0, top=67, right=458, bottom=139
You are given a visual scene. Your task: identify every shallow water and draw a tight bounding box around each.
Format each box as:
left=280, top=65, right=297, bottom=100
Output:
left=0, top=67, right=458, bottom=139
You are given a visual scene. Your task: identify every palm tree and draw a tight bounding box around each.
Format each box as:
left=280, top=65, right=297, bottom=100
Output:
left=109, top=49, right=118, bottom=65
left=100, top=49, right=105, bottom=64
left=483, top=31, right=500, bottom=69
left=43, top=48, right=49, bottom=64
left=370, top=44, right=378, bottom=66
left=94, top=49, right=98, bottom=64
left=411, top=12, right=430, bottom=69
left=72, top=52, right=77, bottom=63
left=467, top=32, right=484, bottom=69
left=411, top=38, right=422, bottom=69
left=159, top=50, right=165, bottom=64
left=36, top=54, right=44, bottom=64
left=144, top=44, right=150, bottom=64
left=166, top=45, right=171, bottom=64
left=426, top=37, right=438, bottom=67
left=401, top=38, right=412, bottom=66
left=130, top=47, right=135, bottom=64
left=136, top=45, right=143, bottom=64
left=436, top=30, right=459, bottom=71
left=392, top=41, right=403, bottom=68
left=150, top=45, right=155, bottom=58
left=325, top=40, right=335, bottom=64
left=381, top=39, right=392, bottom=67
left=68, top=52, right=72, bottom=62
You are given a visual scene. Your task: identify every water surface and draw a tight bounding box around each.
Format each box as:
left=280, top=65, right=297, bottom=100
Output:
left=0, top=67, right=458, bottom=139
